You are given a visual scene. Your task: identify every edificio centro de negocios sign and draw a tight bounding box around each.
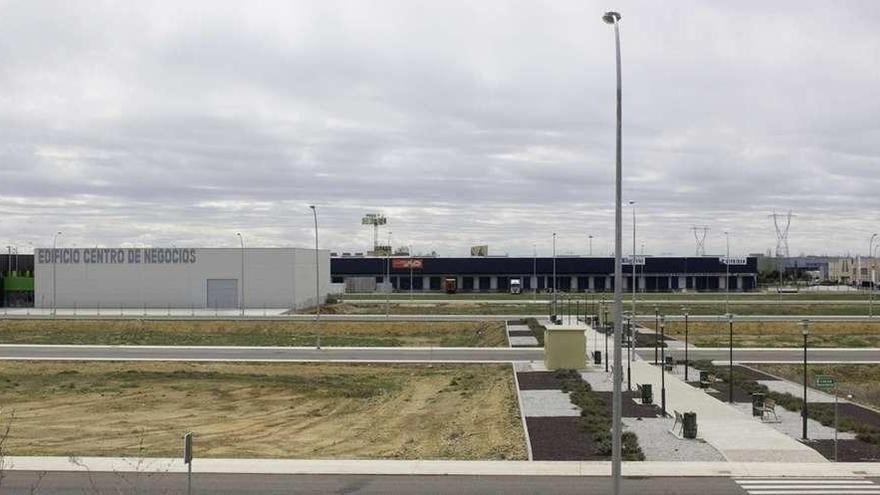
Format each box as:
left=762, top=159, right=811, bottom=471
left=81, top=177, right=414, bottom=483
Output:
left=35, top=248, right=198, bottom=265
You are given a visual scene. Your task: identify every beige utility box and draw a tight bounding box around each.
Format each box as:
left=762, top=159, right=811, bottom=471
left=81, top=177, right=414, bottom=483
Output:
left=544, top=324, right=587, bottom=370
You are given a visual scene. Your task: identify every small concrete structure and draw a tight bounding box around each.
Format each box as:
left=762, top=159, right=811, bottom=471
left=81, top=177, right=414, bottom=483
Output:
left=544, top=323, right=587, bottom=370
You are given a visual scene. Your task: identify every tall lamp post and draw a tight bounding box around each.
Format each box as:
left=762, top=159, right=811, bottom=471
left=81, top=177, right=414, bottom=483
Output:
left=52, top=231, right=62, bottom=316
left=660, top=315, right=666, bottom=416
left=727, top=313, right=734, bottom=403
left=552, top=232, right=557, bottom=319
left=236, top=232, right=244, bottom=316
left=801, top=319, right=810, bottom=440
left=309, top=206, right=320, bottom=325
left=409, top=243, right=414, bottom=300
left=386, top=231, right=392, bottom=318
left=625, top=314, right=632, bottom=391
left=682, top=306, right=690, bottom=381
left=868, top=234, right=878, bottom=291
left=588, top=234, right=593, bottom=256
left=629, top=201, right=637, bottom=344
left=602, top=10, right=624, bottom=494
left=724, top=231, right=731, bottom=314
left=653, top=305, right=659, bottom=364
left=533, top=244, right=537, bottom=302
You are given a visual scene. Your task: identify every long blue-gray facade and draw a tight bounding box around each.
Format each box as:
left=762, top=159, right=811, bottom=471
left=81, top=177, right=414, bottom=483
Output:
left=331, top=256, right=758, bottom=292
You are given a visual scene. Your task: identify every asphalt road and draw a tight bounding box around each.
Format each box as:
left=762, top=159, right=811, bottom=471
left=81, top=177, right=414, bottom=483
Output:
left=638, top=347, right=880, bottom=363
left=0, top=344, right=544, bottom=363
left=1, top=472, right=748, bottom=495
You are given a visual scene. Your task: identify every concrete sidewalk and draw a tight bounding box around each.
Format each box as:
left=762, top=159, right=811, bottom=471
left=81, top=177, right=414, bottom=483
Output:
left=5, top=457, right=880, bottom=477
left=584, top=325, right=828, bottom=463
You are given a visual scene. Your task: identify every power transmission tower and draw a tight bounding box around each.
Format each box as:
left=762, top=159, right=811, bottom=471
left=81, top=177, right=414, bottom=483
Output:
left=691, top=226, right=710, bottom=256
left=769, top=211, right=793, bottom=257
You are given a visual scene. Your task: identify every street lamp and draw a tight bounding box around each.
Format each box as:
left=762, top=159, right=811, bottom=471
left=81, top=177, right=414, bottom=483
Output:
left=727, top=313, right=734, bottom=403
left=588, top=234, right=593, bottom=256
left=625, top=314, right=632, bottom=391
left=801, top=318, right=810, bottom=440
left=386, top=231, right=392, bottom=318
left=629, top=201, right=637, bottom=329
left=653, top=305, right=659, bottom=364
left=682, top=306, right=690, bottom=381
left=409, top=243, right=414, bottom=300
left=868, top=234, right=878, bottom=290
left=533, top=244, right=537, bottom=302
left=309, top=206, right=320, bottom=325
left=660, top=314, right=666, bottom=416
left=52, top=231, right=62, bottom=315
left=602, top=10, right=624, bottom=495
left=236, top=232, right=244, bottom=316
left=552, top=232, right=557, bottom=318
left=724, top=231, right=731, bottom=314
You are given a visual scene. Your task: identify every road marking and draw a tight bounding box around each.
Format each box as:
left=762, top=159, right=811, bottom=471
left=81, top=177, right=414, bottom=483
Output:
left=735, top=478, right=880, bottom=495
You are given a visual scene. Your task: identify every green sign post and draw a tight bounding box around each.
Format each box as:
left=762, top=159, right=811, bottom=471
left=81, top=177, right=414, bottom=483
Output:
left=816, top=375, right=835, bottom=389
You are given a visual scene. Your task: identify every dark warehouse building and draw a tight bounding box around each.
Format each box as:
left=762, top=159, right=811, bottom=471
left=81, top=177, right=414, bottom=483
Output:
left=330, top=256, right=758, bottom=292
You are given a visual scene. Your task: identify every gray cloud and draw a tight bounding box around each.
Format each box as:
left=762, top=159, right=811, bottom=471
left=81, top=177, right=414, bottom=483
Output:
left=0, top=0, right=878, bottom=258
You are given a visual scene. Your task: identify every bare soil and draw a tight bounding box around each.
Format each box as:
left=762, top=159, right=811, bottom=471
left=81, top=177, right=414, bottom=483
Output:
left=667, top=321, right=880, bottom=348
left=0, top=361, right=526, bottom=460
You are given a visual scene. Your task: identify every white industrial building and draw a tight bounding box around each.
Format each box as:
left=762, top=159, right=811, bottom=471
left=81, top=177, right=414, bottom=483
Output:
left=34, top=247, right=330, bottom=310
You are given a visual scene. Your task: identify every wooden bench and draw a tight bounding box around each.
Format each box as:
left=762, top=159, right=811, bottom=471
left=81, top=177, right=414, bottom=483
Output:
left=699, top=373, right=716, bottom=389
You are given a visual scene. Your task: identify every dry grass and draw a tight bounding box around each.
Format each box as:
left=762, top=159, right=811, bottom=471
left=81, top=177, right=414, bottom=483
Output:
left=665, top=321, right=880, bottom=347
left=0, top=361, right=526, bottom=460
left=0, top=320, right=507, bottom=347
left=753, top=364, right=880, bottom=411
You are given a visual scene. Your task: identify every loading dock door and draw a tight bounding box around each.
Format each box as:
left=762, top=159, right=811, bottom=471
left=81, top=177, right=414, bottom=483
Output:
left=207, top=279, right=238, bottom=309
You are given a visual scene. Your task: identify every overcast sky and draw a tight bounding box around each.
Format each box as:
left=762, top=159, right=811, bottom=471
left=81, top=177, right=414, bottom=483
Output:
left=1, top=0, right=878, bottom=257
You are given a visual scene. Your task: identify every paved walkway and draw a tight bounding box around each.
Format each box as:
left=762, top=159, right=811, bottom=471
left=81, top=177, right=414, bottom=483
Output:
left=583, top=324, right=828, bottom=463
left=4, top=456, right=880, bottom=477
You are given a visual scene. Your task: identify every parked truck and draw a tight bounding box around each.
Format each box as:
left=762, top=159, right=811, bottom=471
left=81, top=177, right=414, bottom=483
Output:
left=510, top=278, right=522, bottom=294
left=444, top=277, right=457, bottom=294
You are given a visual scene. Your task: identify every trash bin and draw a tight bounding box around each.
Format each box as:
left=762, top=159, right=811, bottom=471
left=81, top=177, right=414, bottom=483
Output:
left=593, top=350, right=602, bottom=365
left=683, top=412, right=697, bottom=439
left=699, top=370, right=709, bottom=388
left=751, top=392, right=765, bottom=417
left=640, top=383, right=653, bottom=405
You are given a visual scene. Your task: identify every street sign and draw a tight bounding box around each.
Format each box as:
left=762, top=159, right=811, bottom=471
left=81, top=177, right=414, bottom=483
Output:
left=816, top=375, right=835, bottom=389
left=622, top=255, right=645, bottom=266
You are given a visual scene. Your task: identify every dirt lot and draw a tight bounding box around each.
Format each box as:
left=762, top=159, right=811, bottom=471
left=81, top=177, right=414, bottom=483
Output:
left=665, top=321, right=880, bottom=347
left=0, top=361, right=526, bottom=460
left=0, top=320, right=507, bottom=347
left=753, top=364, right=880, bottom=411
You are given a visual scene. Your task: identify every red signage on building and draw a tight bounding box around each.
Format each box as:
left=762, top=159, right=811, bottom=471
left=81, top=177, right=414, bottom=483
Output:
left=392, top=259, right=423, bottom=269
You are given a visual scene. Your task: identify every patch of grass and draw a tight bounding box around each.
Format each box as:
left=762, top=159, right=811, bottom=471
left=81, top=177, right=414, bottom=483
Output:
left=555, top=369, right=644, bottom=460
left=0, top=320, right=507, bottom=347
left=667, top=321, right=880, bottom=348
left=522, top=318, right=546, bottom=346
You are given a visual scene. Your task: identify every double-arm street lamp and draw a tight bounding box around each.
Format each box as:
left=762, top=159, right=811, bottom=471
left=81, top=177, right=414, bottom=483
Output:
left=660, top=315, right=667, bottom=416
left=682, top=306, right=690, bottom=381
left=602, top=10, right=624, bottom=495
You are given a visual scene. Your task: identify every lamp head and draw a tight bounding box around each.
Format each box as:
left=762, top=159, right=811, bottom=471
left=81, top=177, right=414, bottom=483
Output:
left=309, top=205, right=315, bottom=210
left=727, top=313, right=734, bottom=322
left=800, top=319, right=810, bottom=335
left=602, top=11, right=621, bottom=24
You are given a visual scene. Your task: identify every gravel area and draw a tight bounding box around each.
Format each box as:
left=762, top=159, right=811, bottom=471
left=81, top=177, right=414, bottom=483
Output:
left=622, top=417, right=725, bottom=461
left=507, top=330, right=534, bottom=337
left=730, top=402, right=857, bottom=440
left=519, top=390, right=581, bottom=417
left=809, top=439, right=880, bottom=462
left=507, top=324, right=530, bottom=332
left=581, top=370, right=614, bottom=392
left=509, top=336, right=539, bottom=347
left=514, top=361, right=547, bottom=372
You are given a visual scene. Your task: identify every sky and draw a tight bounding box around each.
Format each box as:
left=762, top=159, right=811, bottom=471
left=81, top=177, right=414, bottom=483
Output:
left=1, top=0, right=879, bottom=258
